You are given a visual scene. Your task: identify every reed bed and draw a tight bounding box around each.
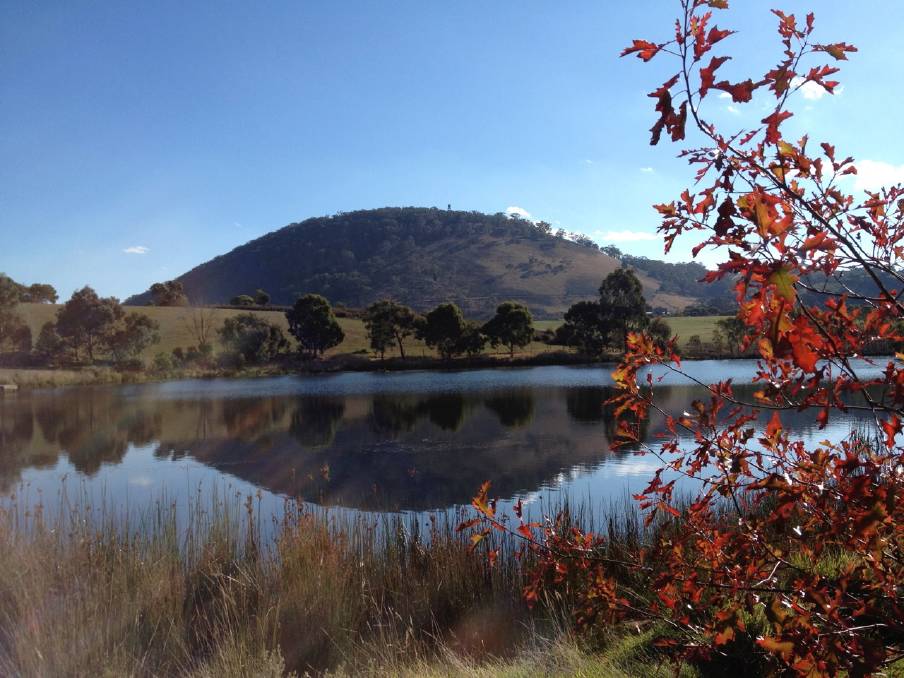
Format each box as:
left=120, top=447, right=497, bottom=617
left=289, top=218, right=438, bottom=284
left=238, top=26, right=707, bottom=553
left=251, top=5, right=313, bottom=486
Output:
left=0, top=484, right=696, bottom=677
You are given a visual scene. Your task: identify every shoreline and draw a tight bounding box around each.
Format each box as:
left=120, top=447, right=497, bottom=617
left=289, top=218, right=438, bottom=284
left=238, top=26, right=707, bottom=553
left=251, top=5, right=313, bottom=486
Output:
left=0, top=349, right=770, bottom=391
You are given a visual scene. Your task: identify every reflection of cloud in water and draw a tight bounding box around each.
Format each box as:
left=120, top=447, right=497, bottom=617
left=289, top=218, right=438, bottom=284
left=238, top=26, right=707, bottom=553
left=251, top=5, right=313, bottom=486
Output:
left=604, top=460, right=664, bottom=477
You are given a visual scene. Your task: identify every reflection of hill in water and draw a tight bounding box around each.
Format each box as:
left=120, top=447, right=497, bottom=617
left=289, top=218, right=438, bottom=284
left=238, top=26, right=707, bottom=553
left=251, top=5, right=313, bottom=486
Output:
left=0, top=381, right=869, bottom=510
left=0, top=387, right=618, bottom=509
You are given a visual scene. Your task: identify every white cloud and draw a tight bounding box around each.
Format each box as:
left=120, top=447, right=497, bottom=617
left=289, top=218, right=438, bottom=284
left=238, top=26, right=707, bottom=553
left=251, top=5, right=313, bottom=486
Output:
left=726, top=105, right=740, bottom=115
left=505, top=206, right=535, bottom=222
left=791, top=76, right=829, bottom=101
left=718, top=92, right=731, bottom=99
left=123, top=245, right=149, bottom=255
left=854, top=160, right=904, bottom=191
left=640, top=166, right=654, bottom=173
left=584, top=158, right=594, bottom=165
left=597, top=230, right=658, bottom=243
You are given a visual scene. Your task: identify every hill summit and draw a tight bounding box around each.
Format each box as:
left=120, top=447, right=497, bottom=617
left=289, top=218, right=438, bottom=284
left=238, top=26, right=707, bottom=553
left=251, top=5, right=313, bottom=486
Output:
left=127, top=207, right=699, bottom=318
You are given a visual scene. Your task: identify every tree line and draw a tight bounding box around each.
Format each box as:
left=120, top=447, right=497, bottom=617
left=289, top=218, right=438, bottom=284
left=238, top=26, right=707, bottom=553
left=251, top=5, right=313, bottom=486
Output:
left=1, top=267, right=736, bottom=371
left=0, top=275, right=160, bottom=369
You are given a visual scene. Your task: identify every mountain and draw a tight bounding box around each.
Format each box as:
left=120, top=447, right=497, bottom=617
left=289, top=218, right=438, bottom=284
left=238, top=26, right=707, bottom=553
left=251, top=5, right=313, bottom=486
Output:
left=126, top=207, right=712, bottom=318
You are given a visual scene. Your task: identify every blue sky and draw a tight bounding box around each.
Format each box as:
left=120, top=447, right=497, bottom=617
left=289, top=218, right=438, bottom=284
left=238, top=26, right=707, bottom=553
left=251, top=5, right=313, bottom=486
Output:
left=2, top=1, right=903, bottom=300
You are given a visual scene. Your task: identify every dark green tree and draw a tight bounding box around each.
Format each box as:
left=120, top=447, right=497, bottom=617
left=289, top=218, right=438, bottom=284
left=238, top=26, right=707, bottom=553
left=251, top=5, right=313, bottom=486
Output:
left=108, top=313, right=160, bottom=364
left=35, top=322, right=64, bottom=365
left=285, top=294, right=344, bottom=358
left=218, top=313, right=289, bottom=364
left=363, top=300, right=419, bottom=360
left=456, top=320, right=487, bottom=357
left=230, top=294, right=255, bottom=307
left=254, top=289, right=271, bottom=306
left=55, top=286, right=124, bottom=363
left=647, top=316, right=672, bottom=349
left=0, top=274, right=30, bottom=354
left=482, top=301, right=533, bottom=358
left=0, top=312, right=31, bottom=354
left=560, top=300, right=606, bottom=356
left=716, top=316, right=746, bottom=356
left=418, top=303, right=466, bottom=360
left=24, top=283, right=58, bottom=304
left=0, top=274, right=21, bottom=309
left=149, top=280, right=188, bottom=306
left=686, top=334, right=704, bottom=354
left=598, top=268, right=647, bottom=350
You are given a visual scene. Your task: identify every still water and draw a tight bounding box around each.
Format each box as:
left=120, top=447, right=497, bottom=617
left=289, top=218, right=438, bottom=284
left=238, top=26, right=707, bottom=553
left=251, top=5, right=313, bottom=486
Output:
left=0, top=362, right=879, bottom=524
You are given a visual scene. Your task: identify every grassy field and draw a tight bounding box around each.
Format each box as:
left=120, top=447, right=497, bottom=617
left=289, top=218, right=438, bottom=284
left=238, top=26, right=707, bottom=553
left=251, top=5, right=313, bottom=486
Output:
left=662, top=315, right=729, bottom=344
left=15, top=303, right=729, bottom=367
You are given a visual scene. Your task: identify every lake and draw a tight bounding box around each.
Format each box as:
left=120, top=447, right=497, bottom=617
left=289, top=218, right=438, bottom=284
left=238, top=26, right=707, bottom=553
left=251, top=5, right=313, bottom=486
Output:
left=0, top=361, right=880, bottom=526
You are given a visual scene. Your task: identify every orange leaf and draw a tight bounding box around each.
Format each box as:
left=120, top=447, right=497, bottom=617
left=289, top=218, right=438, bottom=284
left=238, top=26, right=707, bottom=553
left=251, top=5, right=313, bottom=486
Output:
left=766, top=411, right=783, bottom=438
left=882, top=415, right=901, bottom=449
left=757, top=636, right=794, bottom=660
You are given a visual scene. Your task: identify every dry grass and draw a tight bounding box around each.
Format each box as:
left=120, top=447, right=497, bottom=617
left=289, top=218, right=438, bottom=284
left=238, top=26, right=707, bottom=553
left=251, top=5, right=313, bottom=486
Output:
left=0, top=490, right=524, bottom=676
left=0, top=489, right=698, bottom=677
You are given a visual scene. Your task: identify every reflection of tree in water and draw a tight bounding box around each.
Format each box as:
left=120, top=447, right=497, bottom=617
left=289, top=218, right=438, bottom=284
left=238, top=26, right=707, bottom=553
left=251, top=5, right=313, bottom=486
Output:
left=369, top=394, right=474, bottom=434
left=370, top=395, right=423, bottom=436
left=484, top=390, right=535, bottom=428
left=0, top=400, right=34, bottom=451
left=35, top=402, right=64, bottom=445
left=566, top=387, right=608, bottom=423
left=423, top=394, right=467, bottom=431
left=31, top=394, right=137, bottom=475
left=0, top=401, right=46, bottom=490
left=222, top=398, right=290, bottom=441
left=566, top=387, right=648, bottom=451
left=290, top=397, right=346, bottom=448
left=0, top=373, right=874, bottom=512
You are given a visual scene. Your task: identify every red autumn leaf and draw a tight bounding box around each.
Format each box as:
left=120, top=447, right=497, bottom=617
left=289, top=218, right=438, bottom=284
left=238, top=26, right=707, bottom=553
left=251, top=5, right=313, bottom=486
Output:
left=882, top=415, right=901, bottom=449
left=699, top=56, right=730, bottom=97
left=706, top=26, right=734, bottom=46
left=791, top=337, right=819, bottom=373
left=714, top=78, right=756, bottom=102
left=815, top=41, right=858, bottom=60
left=761, top=110, right=793, bottom=143
left=621, top=39, right=664, bottom=62
left=800, top=232, right=828, bottom=252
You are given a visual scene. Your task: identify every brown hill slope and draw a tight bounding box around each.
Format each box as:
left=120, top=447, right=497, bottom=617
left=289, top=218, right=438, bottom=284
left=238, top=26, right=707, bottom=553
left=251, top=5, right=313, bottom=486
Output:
left=126, top=207, right=694, bottom=318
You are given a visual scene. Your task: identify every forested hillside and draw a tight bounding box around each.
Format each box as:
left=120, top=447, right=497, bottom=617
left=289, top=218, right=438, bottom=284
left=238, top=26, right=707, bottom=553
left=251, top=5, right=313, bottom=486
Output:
left=126, top=207, right=699, bottom=318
